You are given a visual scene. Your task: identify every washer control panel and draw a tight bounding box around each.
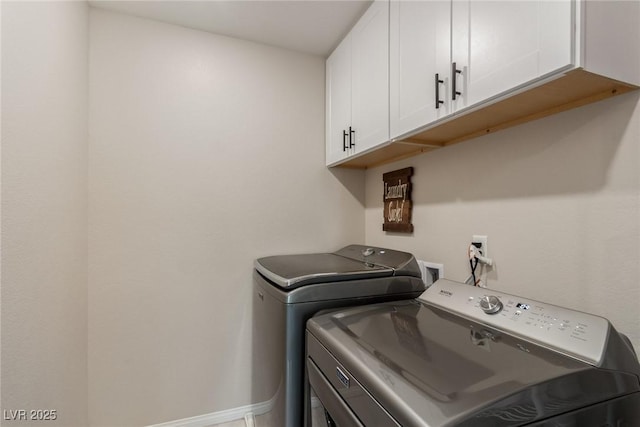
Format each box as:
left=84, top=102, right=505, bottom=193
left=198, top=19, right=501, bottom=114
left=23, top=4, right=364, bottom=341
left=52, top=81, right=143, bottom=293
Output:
left=419, top=279, right=610, bottom=366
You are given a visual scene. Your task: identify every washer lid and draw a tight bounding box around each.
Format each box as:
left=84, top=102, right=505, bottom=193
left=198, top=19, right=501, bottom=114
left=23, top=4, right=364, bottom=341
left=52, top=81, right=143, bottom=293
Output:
left=255, top=253, right=392, bottom=289
left=307, top=301, right=640, bottom=427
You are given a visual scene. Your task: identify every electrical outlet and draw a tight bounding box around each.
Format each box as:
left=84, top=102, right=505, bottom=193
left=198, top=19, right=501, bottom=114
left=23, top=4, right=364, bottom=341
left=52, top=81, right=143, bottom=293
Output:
left=472, top=235, right=488, bottom=257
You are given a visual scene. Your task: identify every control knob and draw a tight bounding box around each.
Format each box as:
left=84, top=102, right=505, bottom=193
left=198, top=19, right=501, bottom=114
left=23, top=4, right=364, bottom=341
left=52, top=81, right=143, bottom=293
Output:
left=362, top=248, right=375, bottom=257
left=480, top=295, right=503, bottom=314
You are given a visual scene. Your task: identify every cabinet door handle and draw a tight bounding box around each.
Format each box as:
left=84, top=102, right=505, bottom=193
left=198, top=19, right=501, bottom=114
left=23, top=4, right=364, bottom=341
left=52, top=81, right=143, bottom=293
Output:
left=435, top=74, right=445, bottom=109
left=452, top=62, right=462, bottom=100
left=342, top=130, right=348, bottom=151
left=349, top=126, right=355, bottom=148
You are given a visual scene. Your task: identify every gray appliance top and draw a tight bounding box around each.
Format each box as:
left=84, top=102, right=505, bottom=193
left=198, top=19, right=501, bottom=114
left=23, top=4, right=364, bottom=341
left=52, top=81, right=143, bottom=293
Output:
left=307, top=279, right=640, bottom=426
left=254, top=245, right=421, bottom=290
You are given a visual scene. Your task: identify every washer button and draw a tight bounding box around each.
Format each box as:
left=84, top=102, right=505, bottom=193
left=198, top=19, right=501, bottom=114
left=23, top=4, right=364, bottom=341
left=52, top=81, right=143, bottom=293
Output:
left=362, top=248, right=375, bottom=256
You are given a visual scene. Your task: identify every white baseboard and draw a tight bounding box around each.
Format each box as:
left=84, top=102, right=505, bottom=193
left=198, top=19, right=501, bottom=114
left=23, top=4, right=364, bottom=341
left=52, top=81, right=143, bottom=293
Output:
left=147, top=398, right=273, bottom=427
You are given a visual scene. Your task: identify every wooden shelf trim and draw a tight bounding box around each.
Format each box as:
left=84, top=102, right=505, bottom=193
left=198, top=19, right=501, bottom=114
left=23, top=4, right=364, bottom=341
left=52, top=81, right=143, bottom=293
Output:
left=334, top=69, right=638, bottom=169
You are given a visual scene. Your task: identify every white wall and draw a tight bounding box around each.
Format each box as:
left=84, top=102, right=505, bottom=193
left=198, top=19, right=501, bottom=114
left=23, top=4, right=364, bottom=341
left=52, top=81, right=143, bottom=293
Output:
left=88, top=9, right=364, bottom=426
left=1, top=2, right=89, bottom=426
left=365, top=92, right=640, bottom=353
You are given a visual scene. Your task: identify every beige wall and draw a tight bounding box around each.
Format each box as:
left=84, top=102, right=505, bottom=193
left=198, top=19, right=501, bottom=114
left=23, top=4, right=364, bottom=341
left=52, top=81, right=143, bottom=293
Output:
left=365, top=92, right=640, bottom=353
left=1, top=2, right=89, bottom=426
left=6, top=4, right=638, bottom=427
left=88, top=9, right=364, bottom=426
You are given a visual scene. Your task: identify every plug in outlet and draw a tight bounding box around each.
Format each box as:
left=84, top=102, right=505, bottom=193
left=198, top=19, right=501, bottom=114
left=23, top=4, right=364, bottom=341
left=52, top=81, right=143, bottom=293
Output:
left=468, top=235, right=492, bottom=288
left=471, top=235, right=492, bottom=267
left=472, top=235, right=488, bottom=258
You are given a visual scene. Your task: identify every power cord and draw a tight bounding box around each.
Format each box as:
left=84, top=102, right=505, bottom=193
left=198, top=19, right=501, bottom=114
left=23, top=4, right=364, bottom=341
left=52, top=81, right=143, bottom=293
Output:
left=468, top=244, right=480, bottom=286
left=469, top=257, right=479, bottom=286
left=468, top=243, right=493, bottom=286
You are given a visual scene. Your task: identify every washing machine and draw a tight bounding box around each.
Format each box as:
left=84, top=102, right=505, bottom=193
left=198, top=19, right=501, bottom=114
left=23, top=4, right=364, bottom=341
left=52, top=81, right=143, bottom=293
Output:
left=307, top=279, right=640, bottom=426
left=252, top=245, right=426, bottom=427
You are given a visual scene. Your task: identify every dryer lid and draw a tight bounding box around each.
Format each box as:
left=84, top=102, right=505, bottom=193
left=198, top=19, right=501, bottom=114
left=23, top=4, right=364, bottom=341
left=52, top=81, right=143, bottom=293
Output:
left=255, top=253, right=392, bottom=289
left=254, top=245, right=420, bottom=290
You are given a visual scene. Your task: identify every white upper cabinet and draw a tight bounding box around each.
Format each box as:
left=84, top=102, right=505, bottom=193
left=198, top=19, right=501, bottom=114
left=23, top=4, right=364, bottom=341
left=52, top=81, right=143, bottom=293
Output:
left=330, top=0, right=638, bottom=168
left=452, top=0, right=573, bottom=111
left=390, top=0, right=573, bottom=139
left=351, top=0, right=390, bottom=153
left=326, top=0, right=389, bottom=166
left=390, top=1, right=451, bottom=139
left=326, top=36, right=353, bottom=166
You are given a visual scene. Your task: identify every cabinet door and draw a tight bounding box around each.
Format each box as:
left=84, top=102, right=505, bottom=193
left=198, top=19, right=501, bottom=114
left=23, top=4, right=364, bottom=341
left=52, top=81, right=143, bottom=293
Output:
left=452, top=0, right=573, bottom=110
left=390, top=0, right=451, bottom=139
left=351, top=0, right=389, bottom=153
left=326, top=36, right=353, bottom=166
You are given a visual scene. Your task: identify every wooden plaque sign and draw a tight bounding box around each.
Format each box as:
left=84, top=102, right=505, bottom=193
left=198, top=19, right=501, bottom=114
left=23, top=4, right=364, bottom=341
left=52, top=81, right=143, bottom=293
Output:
left=382, top=167, right=414, bottom=233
